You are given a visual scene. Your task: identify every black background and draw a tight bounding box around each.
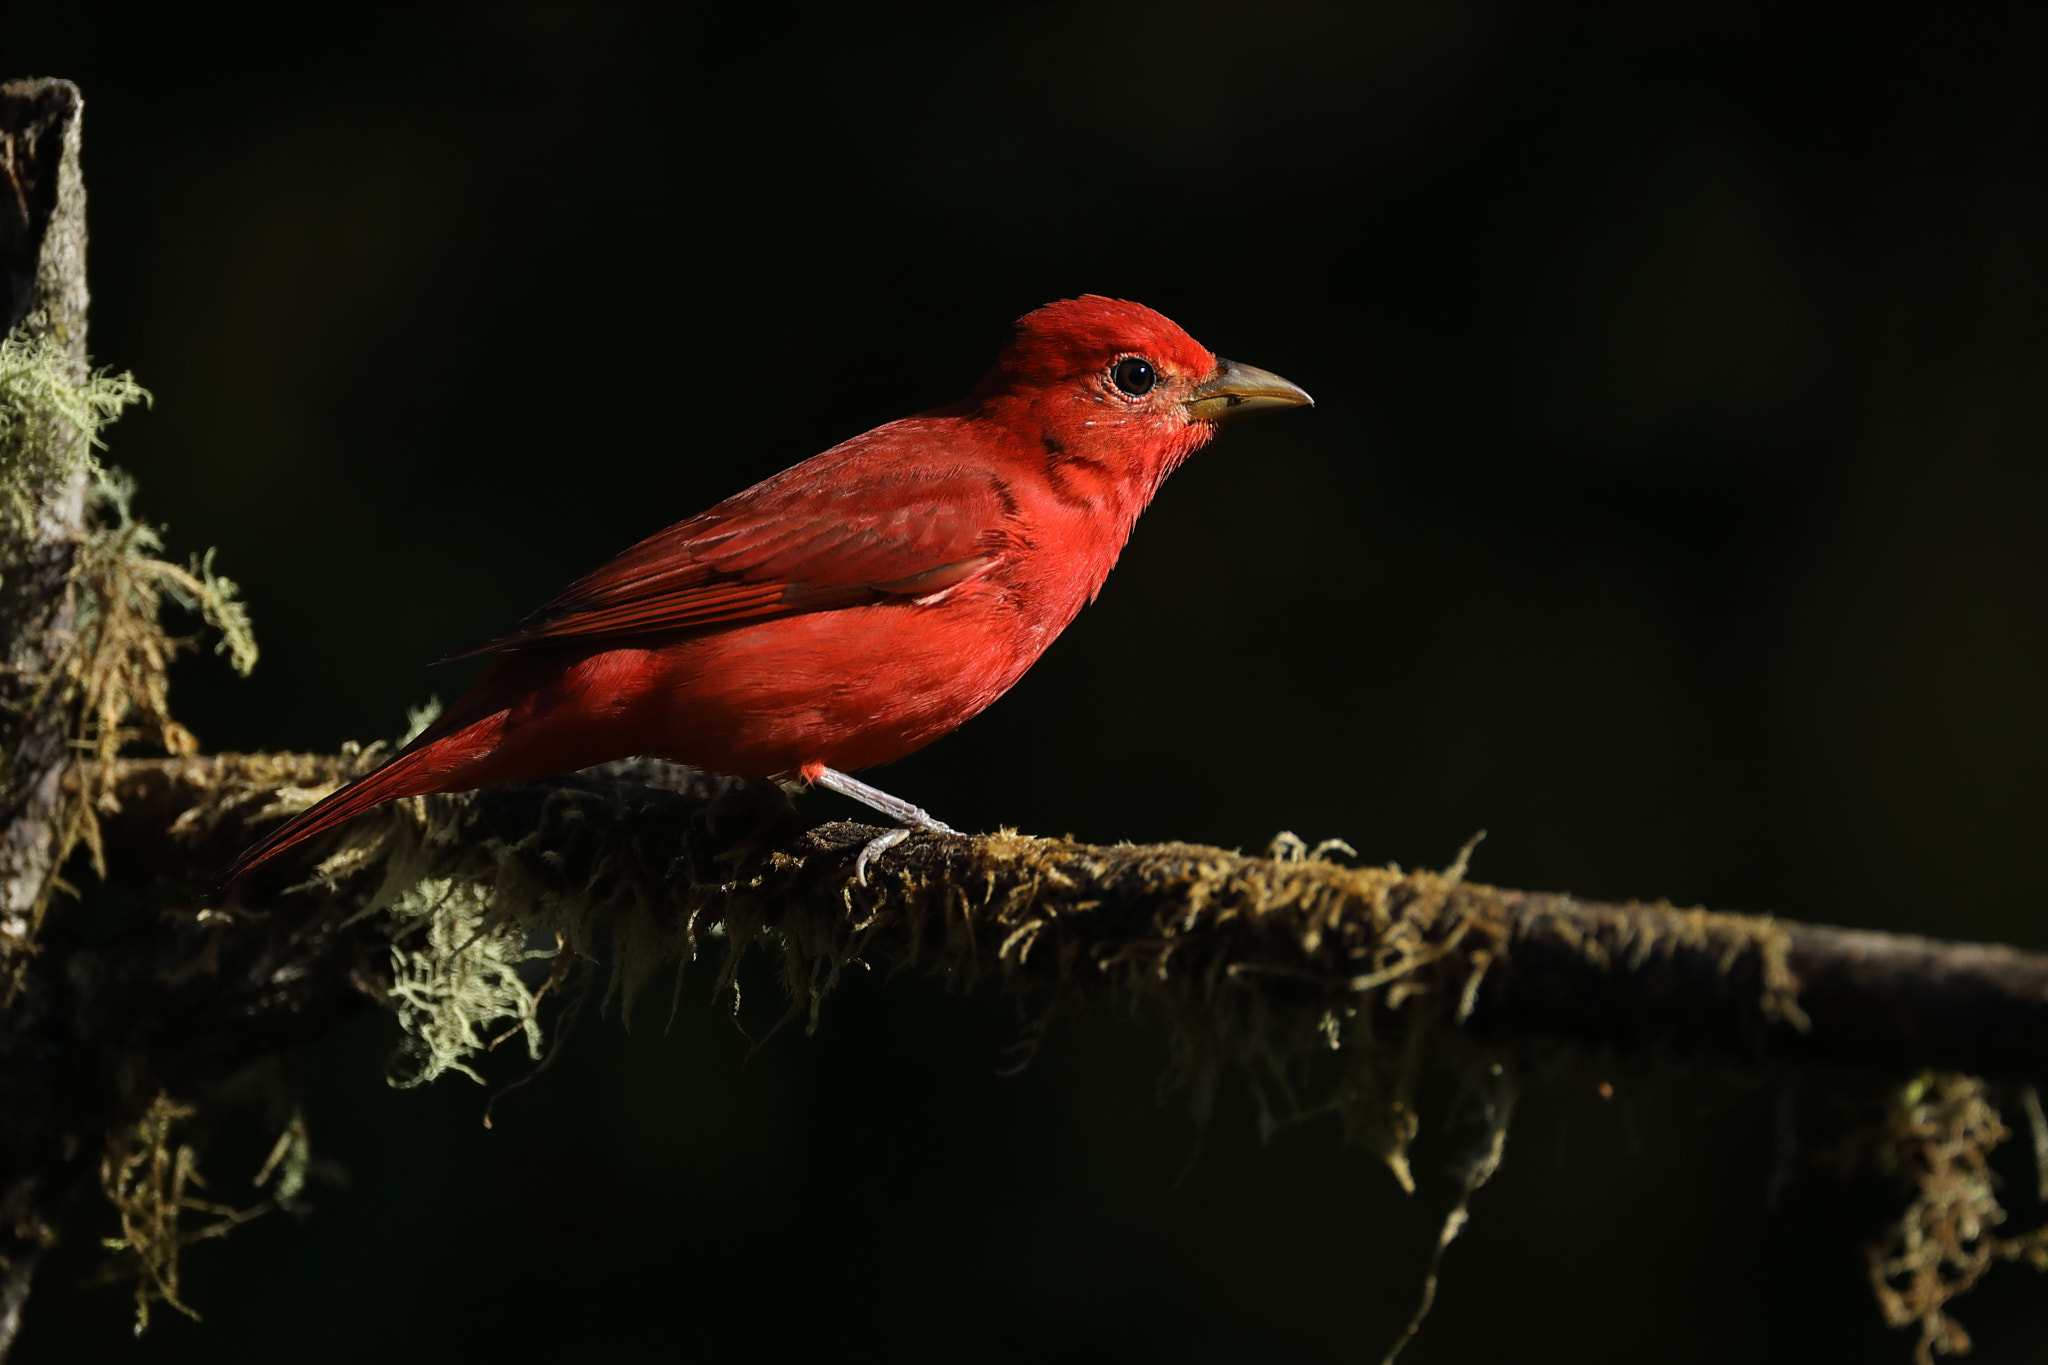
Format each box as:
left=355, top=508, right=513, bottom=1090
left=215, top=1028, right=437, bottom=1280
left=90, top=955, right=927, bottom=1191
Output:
left=9, top=5, right=2048, bottom=1361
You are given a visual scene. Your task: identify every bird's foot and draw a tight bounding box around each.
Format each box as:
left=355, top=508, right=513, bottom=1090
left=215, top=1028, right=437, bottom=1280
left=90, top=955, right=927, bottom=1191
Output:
left=809, top=766, right=959, bottom=835
left=806, top=766, right=958, bottom=885
left=854, top=828, right=912, bottom=886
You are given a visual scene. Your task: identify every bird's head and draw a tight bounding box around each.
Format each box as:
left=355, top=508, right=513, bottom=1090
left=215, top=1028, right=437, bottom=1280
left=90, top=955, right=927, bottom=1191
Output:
left=970, top=296, right=1313, bottom=494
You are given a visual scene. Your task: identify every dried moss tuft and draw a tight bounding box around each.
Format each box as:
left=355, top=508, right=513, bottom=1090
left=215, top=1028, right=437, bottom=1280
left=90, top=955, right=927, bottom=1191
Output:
left=1843, top=1073, right=2048, bottom=1363
left=94, top=1095, right=288, bottom=1334
left=54, top=473, right=256, bottom=870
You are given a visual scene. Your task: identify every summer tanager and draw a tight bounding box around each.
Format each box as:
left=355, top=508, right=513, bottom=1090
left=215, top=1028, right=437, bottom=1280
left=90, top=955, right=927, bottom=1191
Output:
left=225, top=296, right=1311, bottom=883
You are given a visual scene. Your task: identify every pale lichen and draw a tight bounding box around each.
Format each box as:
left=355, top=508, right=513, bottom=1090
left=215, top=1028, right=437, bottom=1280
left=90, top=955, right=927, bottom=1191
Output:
left=0, top=322, right=146, bottom=566
left=386, top=875, right=554, bottom=1088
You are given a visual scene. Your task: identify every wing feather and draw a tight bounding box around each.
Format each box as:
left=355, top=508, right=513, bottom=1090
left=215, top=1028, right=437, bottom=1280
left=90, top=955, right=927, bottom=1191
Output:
left=452, top=452, right=1011, bottom=657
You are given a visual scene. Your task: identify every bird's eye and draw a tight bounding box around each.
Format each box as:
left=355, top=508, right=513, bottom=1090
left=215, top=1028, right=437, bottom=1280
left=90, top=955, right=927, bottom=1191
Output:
left=1111, top=357, right=1157, bottom=397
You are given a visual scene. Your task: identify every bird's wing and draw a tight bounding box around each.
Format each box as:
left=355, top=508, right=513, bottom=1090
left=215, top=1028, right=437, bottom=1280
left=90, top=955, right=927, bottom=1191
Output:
left=454, top=462, right=1010, bottom=656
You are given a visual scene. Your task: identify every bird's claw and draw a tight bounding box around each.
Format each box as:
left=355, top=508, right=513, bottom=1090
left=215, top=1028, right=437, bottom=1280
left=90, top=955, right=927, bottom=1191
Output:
left=854, top=828, right=912, bottom=886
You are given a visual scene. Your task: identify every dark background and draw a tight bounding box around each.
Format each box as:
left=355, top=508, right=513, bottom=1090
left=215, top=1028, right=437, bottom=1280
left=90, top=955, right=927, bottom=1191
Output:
left=10, top=4, right=2048, bottom=1361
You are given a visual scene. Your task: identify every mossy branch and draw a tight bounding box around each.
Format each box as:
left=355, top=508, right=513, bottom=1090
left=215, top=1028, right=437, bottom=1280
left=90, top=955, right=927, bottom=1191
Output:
left=76, top=750, right=2042, bottom=1082
left=58, top=751, right=2046, bottom=1353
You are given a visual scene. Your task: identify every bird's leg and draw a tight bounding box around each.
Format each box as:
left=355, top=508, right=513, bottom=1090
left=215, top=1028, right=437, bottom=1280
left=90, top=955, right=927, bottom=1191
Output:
left=811, top=767, right=958, bottom=833
left=809, top=766, right=958, bottom=886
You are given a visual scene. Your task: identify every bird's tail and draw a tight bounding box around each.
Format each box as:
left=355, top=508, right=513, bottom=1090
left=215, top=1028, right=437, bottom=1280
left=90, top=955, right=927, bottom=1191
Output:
left=217, top=707, right=501, bottom=888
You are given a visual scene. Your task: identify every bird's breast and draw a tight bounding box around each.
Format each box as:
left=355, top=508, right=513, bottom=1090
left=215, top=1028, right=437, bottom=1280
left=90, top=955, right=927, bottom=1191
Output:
left=626, top=573, right=1052, bottom=776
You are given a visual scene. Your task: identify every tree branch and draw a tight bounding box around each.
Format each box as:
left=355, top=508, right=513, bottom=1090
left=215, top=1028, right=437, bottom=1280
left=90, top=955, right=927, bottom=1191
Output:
left=81, top=752, right=2048, bottom=1086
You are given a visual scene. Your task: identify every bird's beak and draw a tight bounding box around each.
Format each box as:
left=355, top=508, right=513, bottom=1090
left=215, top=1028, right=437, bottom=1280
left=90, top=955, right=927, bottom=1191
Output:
left=1184, top=358, right=1315, bottom=422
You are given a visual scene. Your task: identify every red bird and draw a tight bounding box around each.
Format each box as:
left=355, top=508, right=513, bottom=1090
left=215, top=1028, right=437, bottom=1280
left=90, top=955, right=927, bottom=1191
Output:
left=225, top=297, right=1311, bottom=883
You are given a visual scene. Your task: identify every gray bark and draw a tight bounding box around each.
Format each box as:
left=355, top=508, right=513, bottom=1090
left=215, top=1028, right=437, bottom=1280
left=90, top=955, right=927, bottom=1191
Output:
left=0, top=77, right=90, bottom=975
left=0, top=77, right=87, bottom=1363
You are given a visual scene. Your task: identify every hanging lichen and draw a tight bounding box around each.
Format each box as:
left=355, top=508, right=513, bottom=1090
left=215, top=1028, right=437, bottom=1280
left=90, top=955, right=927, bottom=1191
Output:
left=0, top=321, right=145, bottom=571
left=386, top=875, right=554, bottom=1088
